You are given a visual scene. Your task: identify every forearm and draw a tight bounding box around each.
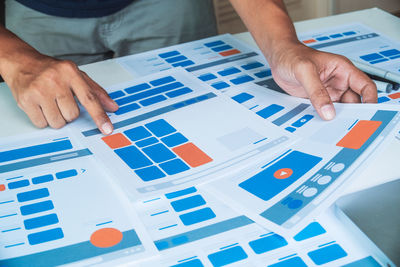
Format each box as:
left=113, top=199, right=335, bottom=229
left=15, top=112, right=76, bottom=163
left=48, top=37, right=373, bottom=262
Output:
left=230, top=0, right=300, bottom=63
left=0, top=25, right=41, bottom=84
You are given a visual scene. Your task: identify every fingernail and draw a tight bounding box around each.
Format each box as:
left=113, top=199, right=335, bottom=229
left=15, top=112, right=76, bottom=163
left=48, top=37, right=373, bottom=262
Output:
left=321, top=105, right=335, bottom=120
left=102, top=122, right=113, bottom=135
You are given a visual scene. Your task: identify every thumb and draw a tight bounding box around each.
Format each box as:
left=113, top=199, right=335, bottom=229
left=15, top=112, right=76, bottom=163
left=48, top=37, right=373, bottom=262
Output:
left=295, top=61, right=335, bottom=120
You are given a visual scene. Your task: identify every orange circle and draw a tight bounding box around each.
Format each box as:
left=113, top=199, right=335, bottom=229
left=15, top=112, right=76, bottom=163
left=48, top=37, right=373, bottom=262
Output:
left=90, top=228, right=123, bottom=248
left=273, top=168, right=293, bottom=179
left=0, top=184, right=5, bottom=191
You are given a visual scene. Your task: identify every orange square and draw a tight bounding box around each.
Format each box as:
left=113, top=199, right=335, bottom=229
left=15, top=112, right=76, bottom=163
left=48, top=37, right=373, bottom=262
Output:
left=102, top=133, right=131, bottom=149
left=0, top=184, right=5, bottom=191
left=303, top=39, right=316, bottom=44
left=219, top=49, right=240, bottom=57
left=172, top=143, right=212, bottom=167
left=388, top=92, right=400, bottom=99
left=336, top=120, right=381, bottom=149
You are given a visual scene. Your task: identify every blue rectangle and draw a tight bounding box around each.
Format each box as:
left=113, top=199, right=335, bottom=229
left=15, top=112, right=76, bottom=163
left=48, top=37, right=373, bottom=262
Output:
left=179, top=207, right=216, bottom=226
left=268, top=257, right=307, bottom=267
left=378, top=96, right=391, bottom=103
left=292, top=115, right=314, bottom=128
left=161, top=133, right=188, bottom=147
left=124, top=126, right=152, bottom=141
left=8, top=179, right=30, bottom=189
left=159, top=159, right=189, bottom=175
left=389, top=54, right=400, bottom=59
left=241, top=62, right=264, bottom=70
left=204, top=40, right=224, bottom=47
left=239, top=151, right=322, bottom=201
left=17, top=188, right=50, bottom=203
left=198, top=73, right=217, bottom=81
left=360, top=53, right=384, bottom=62
left=116, top=82, right=184, bottom=106
left=272, top=103, right=310, bottom=126
left=108, top=90, right=125, bottom=99
left=308, top=244, right=347, bottom=265
left=211, top=81, right=230, bottom=90
left=114, top=146, right=152, bottom=169
left=249, top=234, right=288, bottom=254
left=294, top=222, right=326, bottom=241
left=159, top=50, right=180, bottom=58
left=114, top=103, right=141, bottom=115
left=140, top=95, right=167, bottom=106
left=166, top=55, right=188, bottom=63
left=316, top=36, right=330, bottom=41
left=166, top=87, right=193, bottom=98
left=145, top=119, right=176, bottom=137
left=135, top=166, right=166, bottom=181
left=142, top=143, right=176, bottom=163
left=230, top=75, right=254, bottom=85
left=285, top=127, right=296, bottom=133
left=342, top=256, right=381, bottom=267
left=232, top=92, right=254, bottom=104
left=125, top=83, right=151, bottom=94
left=20, top=200, right=54, bottom=216
left=32, top=174, right=54, bottom=184
left=149, top=76, right=176, bottom=86
left=343, top=31, right=356, bottom=36
left=170, top=195, right=206, bottom=212
left=208, top=246, right=248, bottom=267
left=254, top=69, right=272, bottom=78
left=28, top=228, right=64, bottom=245
left=55, top=169, right=77, bottom=179
left=217, top=67, right=240, bottom=76
left=24, top=213, right=59, bottom=230
left=329, top=33, right=343, bottom=38
left=256, top=104, right=284, bottom=119
left=0, top=140, right=72, bottom=164
left=379, top=49, right=400, bottom=57
left=172, top=60, right=195, bottom=67
left=211, top=45, right=233, bottom=52
left=370, top=58, right=389, bottom=64
left=172, top=259, right=204, bottom=267
left=165, top=187, right=197, bottom=199
left=135, top=137, right=158, bottom=147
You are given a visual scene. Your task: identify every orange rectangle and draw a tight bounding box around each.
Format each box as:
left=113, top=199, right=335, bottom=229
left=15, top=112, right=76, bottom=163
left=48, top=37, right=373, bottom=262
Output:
left=388, top=92, right=400, bottom=99
left=102, top=133, right=131, bottom=149
left=172, top=142, right=212, bottom=167
left=219, top=49, right=241, bottom=57
left=303, top=39, right=316, bottom=44
left=336, top=120, right=381, bottom=149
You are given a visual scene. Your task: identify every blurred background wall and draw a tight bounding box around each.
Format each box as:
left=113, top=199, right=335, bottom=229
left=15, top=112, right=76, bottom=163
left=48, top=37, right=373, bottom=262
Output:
left=214, top=0, right=400, bottom=34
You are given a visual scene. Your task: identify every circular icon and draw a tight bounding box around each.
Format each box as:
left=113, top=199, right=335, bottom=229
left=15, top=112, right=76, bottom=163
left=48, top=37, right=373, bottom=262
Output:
left=331, top=163, right=345, bottom=173
left=303, top=187, right=318, bottom=197
left=317, top=175, right=332, bottom=185
left=288, top=199, right=303, bottom=209
left=90, top=228, right=123, bottom=248
left=274, top=168, right=293, bottom=179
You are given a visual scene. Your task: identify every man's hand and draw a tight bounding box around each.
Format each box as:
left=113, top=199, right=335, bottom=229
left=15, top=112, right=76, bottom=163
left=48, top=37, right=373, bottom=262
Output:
left=2, top=51, right=118, bottom=135
left=0, top=26, right=118, bottom=134
left=269, top=42, right=377, bottom=120
left=230, top=0, right=378, bottom=120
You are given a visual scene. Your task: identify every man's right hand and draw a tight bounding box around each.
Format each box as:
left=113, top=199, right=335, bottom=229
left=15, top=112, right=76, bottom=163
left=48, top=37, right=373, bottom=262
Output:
left=1, top=46, right=118, bottom=135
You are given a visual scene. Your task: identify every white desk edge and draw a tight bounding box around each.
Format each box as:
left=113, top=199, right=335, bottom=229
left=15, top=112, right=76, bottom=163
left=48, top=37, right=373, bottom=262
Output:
left=0, top=7, right=399, bottom=195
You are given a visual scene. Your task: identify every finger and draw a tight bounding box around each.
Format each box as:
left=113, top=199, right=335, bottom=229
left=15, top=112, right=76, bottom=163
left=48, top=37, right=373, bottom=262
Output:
left=340, top=89, right=361, bottom=103
left=295, top=61, right=336, bottom=120
left=81, top=72, right=119, bottom=112
left=20, top=102, right=48, bottom=128
left=345, top=63, right=378, bottom=103
left=70, top=74, right=113, bottom=135
left=40, top=99, right=66, bottom=129
left=55, top=90, right=80, bottom=123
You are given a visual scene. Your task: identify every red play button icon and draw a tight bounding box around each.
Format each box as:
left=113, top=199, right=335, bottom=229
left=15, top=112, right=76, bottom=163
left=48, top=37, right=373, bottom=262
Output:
left=273, top=168, right=293, bottom=179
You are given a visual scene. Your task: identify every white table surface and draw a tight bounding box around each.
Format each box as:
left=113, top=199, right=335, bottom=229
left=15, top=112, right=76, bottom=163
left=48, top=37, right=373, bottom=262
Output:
left=1, top=7, right=399, bottom=195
